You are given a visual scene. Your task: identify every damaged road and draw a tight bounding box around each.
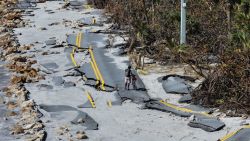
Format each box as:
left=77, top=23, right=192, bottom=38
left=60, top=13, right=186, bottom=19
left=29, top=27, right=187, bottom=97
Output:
left=39, top=104, right=98, bottom=130
left=66, top=32, right=150, bottom=104
left=7, top=0, right=247, bottom=141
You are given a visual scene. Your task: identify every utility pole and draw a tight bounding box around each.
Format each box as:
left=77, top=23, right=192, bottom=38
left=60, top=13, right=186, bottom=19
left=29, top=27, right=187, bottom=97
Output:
left=180, top=0, right=187, bottom=45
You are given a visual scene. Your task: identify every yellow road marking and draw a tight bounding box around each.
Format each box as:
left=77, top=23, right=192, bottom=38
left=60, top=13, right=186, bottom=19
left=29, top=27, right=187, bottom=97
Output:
left=70, top=53, right=78, bottom=67
left=70, top=33, right=80, bottom=67
left=71, top=47, right=78, bottom=67
left=107, top=100, right=112, bottom=107
left=77, top=33, right=82, bottom=48
left=77, top=33, right=79, bottom=47
left=72, top=47, right=76, bottom=53
left=86, top=92, right=96, bottom=108
left=75, top=32, right=82, bottom=48
left=219, top=125, right=250, bottom=141
left=90, top=61, right=100, bottom=81
left=73, top=33, right=106, bottom=90
left=70, top=32, right=83, bottom=67
left=159, top=100, right=211, bottom=117
left=88, top=47, right=105, bottom=90
left=80, top=33, right=83, bottom=47
left=76, top=33, right=79, bottom=47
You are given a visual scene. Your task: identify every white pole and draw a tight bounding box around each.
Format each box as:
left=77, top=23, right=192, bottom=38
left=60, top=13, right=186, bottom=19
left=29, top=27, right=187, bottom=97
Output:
left=180, top=0, right=187, bottom=45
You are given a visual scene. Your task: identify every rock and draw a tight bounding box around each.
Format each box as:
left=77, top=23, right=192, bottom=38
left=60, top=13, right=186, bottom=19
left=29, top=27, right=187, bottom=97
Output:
left=27, top=130, right=46, bottom=141
left=19, top=45, right=31, bottom=51
left=52, top=76, right=65, bottom=86
left=63, top=81, right=76, bottom=88
left=4, top=12, right=20, bottom=20
left=12, top=125, right=24, bottom=134
left=189, top=115, right=195, bottom=121
left=64, top=71, right=82, bottom=77
left=39, top=27, right=47, bottom=31
left=50, top=51, right=60, bottom=54
left=64, top=128, right=69, bottom=132
left=32, top=122, right=44, bottom=131
left=38, top=0, right=46, bottom=3
left=6, top=111, right=18, bottom=117
left=21, top=99, right=34, bottom=109
left=48, top=22, right=60, bottom=26
left=13, top=56, right=28, bottom=62
left=62, top=2, right=70, bottom=8
left=57, top=126, right=70, bottom=135
left=37, top=84, right=53, bottom=90
left=77, top=118, right=85, bottom=124
left=26, top=68, right=38, bottom=78
left=6, top=101, right=17, bottom=110
left=10, top=131, right=14, bottom=135
left=76, top=131, right=88, bottom=140
left=23, top=123, right=35, bottom=130
left=179, top=94, right=192, bottom=103
left=45, top=120, right=51, bottom=123
left=162, top=76, right=193, bottom=94
left=45, top=39, right=56, bottom=45
left=76, top=134, right=88, bottom=140
left=226, top=110, right=236, bottom=116
left=0, top=27, right=7, bottom=33
left=69, top=1, right=83, bottom=7
left=41, top=62, right=59, bottom=71
left=14, top=19, right=21, bottom=24
left=241, top=114, right=248, bottom=120
left=188, top=116, right=225, bottom=132
left=76, top=131, right=85, bottom=134
left=10, top=75, right=27, bottom=84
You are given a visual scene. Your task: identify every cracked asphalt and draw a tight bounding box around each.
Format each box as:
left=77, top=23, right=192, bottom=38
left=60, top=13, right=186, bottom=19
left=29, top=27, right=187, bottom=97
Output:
left=7, top=0, right=247, bottom=141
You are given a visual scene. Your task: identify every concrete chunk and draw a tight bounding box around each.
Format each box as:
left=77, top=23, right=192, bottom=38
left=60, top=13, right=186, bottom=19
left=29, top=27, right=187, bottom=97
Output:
left=188, top=117, right=225, bottom=132
left=162, top=76, right=193, bottom=94
left=224, top=128, right=250, bottom=141
left=179, top=94, right=192, bottom=103
left=52, top=76, right=65, bottom=86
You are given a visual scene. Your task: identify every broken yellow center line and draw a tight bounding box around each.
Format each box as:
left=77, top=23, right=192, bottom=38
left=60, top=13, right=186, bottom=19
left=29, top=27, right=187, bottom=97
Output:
left=89, top=47, right=105, bottom=90
left=219, top=125, right=250, bottom=141
left=76, top=33, right=79, bottom=47
left=77, top=33, right=82, bottom=48
left=159, top=100, right=211, bottom=117
left=70, top=47, right=78, bottom=67
left=86, top=92, right=96, bottom=108
left=90, top=61, right=100, bottom=81
left=70, top=33, right=82, bottom=67
left=70, top=52, right=78, bottom=67
left=107, top=100, right=112, bottom=107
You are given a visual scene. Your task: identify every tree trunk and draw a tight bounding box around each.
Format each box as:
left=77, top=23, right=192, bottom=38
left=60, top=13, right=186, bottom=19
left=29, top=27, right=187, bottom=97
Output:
left=128, top=37, right=135, bottom=53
